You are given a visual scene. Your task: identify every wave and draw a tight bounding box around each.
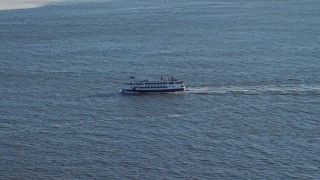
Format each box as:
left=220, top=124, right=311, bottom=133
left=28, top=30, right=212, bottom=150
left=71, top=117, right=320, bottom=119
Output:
left=186, top=84, right=320, bottom=96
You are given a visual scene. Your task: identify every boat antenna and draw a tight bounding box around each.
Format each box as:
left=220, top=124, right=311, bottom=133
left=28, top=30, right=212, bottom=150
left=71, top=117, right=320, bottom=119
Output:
left=133, top=68, right=140, bottom=77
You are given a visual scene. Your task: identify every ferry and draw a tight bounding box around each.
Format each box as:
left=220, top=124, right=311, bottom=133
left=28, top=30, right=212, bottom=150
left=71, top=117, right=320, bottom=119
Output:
left=121, top=76, right=185, bottom=93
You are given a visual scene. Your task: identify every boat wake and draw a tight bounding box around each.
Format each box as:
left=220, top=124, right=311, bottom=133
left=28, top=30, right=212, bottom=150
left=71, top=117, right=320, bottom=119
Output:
left=186, top=84, right=320, bottom=96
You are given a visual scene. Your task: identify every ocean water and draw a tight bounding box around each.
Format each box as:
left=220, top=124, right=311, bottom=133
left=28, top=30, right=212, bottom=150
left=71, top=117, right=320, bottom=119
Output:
left=1, top=0, right=319, bottom=179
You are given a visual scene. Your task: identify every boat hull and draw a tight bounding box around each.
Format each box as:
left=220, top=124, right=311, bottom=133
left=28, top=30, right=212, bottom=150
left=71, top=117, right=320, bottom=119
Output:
left=122, top=88, right=184, bottom=93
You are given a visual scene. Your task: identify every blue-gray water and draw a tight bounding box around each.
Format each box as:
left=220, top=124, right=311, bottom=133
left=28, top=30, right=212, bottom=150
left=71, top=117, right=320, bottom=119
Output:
left=1, top=0, right=319, bottom=179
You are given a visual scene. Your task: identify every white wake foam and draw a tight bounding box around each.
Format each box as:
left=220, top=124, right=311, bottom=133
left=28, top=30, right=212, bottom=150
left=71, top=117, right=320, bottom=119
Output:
left=186, top=84, right=320, bottom=95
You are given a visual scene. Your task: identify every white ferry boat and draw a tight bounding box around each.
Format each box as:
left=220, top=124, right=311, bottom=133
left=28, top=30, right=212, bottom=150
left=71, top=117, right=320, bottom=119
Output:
left=122, top=76, right=185, bottom=93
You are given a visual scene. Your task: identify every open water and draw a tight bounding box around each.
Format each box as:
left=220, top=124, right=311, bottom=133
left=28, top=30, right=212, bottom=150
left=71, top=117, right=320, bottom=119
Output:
left=1, top=0, right=319, bottom=179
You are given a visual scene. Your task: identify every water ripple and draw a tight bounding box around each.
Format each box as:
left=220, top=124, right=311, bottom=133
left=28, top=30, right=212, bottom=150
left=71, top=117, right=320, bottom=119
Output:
left=187, top=84, right=320, bottom=95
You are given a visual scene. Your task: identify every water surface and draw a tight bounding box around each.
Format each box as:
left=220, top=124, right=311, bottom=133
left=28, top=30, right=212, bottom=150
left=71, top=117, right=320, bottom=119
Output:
left=0, top=0, right=319, bottom=179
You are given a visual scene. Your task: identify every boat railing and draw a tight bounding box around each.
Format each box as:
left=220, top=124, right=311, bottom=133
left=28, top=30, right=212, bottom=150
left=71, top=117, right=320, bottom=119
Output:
left=124, top=76, right=183, bottom=84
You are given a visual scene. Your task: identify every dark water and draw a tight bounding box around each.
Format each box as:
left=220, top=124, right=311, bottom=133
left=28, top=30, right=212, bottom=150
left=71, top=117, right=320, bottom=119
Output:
left=1, top=0, right=319, bottom=179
